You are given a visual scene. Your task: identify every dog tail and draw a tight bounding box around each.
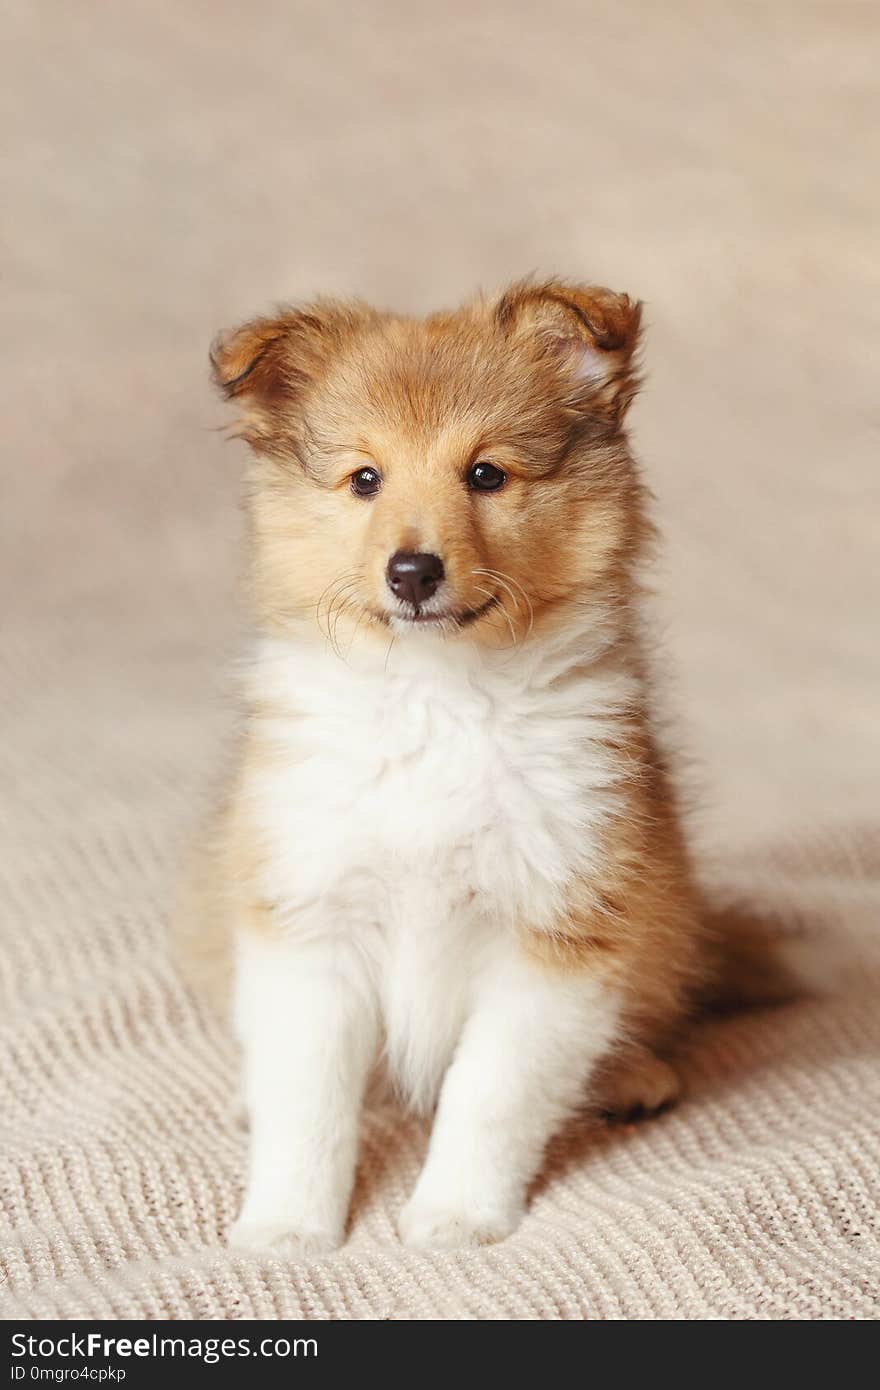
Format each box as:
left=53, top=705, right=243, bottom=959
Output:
left=700, top=899, right=838, bottom=1012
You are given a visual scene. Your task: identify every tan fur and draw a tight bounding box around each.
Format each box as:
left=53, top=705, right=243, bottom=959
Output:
left=180, top=278, right=733, bottom=1110
left=595, top=1044, right=682, bottom=1119
left=209, top=280, right=650, bottom=655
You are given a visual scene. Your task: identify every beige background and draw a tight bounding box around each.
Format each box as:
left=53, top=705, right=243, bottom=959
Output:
left=1, top=2, right=878, bottom=1318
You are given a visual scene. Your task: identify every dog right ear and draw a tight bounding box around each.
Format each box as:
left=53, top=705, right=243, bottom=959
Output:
left=210, top=300, right=372, bottom=452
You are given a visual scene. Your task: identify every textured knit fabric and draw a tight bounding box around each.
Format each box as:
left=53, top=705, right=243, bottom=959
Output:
left=2, top=2, right=878, bottom=1320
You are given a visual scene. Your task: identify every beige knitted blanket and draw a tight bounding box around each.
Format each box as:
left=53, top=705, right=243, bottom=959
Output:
left=2, top=1, right=878, bottom=1320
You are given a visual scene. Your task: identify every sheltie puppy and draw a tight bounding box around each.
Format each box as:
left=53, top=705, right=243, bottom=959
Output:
left=180, top=279, right=714, bottom=1254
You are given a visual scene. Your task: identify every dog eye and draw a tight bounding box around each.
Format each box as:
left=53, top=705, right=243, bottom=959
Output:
left=467, top=460, right=507, bottom=492
left=351, top=467, right=382, bottom=498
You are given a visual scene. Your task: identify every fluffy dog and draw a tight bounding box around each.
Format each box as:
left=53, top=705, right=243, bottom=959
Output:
left=180, top=279, right=719, bottom=1253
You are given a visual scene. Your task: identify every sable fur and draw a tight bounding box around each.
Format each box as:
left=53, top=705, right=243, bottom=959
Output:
left=179, top=279, right=717, bottom=1252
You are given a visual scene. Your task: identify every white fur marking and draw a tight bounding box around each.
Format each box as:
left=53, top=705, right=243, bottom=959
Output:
left=233, top=613, right=631, bottom=1247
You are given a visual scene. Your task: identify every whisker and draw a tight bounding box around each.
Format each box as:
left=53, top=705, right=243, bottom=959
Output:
left=474, top=567, right=534, bottom=642
left=344, top=603, right=372, bottom=656
left=472, top=568, right=521, bottom=616
left=314, top=569, right=364, bottom=651
left=472, top=583, right=517, bottom=650
left=329, top=595, right=360, bottom=661
left=316, top=572, right=361, bottom=620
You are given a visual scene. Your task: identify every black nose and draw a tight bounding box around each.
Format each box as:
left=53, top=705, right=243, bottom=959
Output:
left=386, top=550, right=445, bottom=608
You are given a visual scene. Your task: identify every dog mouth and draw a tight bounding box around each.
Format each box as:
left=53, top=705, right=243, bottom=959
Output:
left=377, top=594, right=499, bottom=628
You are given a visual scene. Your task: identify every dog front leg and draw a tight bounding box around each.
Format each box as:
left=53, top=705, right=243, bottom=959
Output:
left=229, top=923, right=378, bottom=1255
left=399, top=945, right=620, bottom=1249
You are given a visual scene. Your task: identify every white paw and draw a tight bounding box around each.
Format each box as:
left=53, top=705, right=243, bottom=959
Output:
left=399, top=1199, right=521, bottom=1250
left=228, top=1218, right=339, bottom=1258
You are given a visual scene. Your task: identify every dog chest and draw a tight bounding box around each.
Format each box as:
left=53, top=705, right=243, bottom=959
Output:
left=249, top=637, right=629, bottom=929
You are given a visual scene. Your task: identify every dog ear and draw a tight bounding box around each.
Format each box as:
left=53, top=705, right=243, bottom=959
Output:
left=496, top=279, right=642, bottom=425
left=210, top=314, right=296, bottom=404
left=209, top=301, right=372, bottom=453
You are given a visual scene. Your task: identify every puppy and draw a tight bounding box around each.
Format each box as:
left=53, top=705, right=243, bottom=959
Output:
left=181, top=279, right=710, bottom=1254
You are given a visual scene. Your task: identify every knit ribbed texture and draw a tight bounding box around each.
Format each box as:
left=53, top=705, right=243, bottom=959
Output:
left=3, top=826, right=879, bottom=1319
left=2, top=1, right=878, bottom=1320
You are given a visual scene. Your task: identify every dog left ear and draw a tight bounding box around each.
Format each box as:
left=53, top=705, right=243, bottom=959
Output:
left=496, top=279, right=642, bottom=425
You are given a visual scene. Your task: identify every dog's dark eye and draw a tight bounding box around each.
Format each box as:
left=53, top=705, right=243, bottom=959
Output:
left=351, top=467, right=381, bottom=498
left=467, top=460, right=507, bottom=492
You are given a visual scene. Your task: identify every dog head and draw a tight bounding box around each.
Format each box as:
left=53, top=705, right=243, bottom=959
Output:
left=212, top=279, right=647, bottom=650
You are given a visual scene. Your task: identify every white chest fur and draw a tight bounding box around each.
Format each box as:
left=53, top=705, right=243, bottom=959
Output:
left=242, top=625, right=634, bottom=1107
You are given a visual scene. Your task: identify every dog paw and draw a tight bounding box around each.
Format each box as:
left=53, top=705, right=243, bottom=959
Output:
left=228, top=1219, right=339, bottom=1258
left=599, top=1048, right=681, bottom=1121
left=398, top=1199, right=520, bottom=1250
